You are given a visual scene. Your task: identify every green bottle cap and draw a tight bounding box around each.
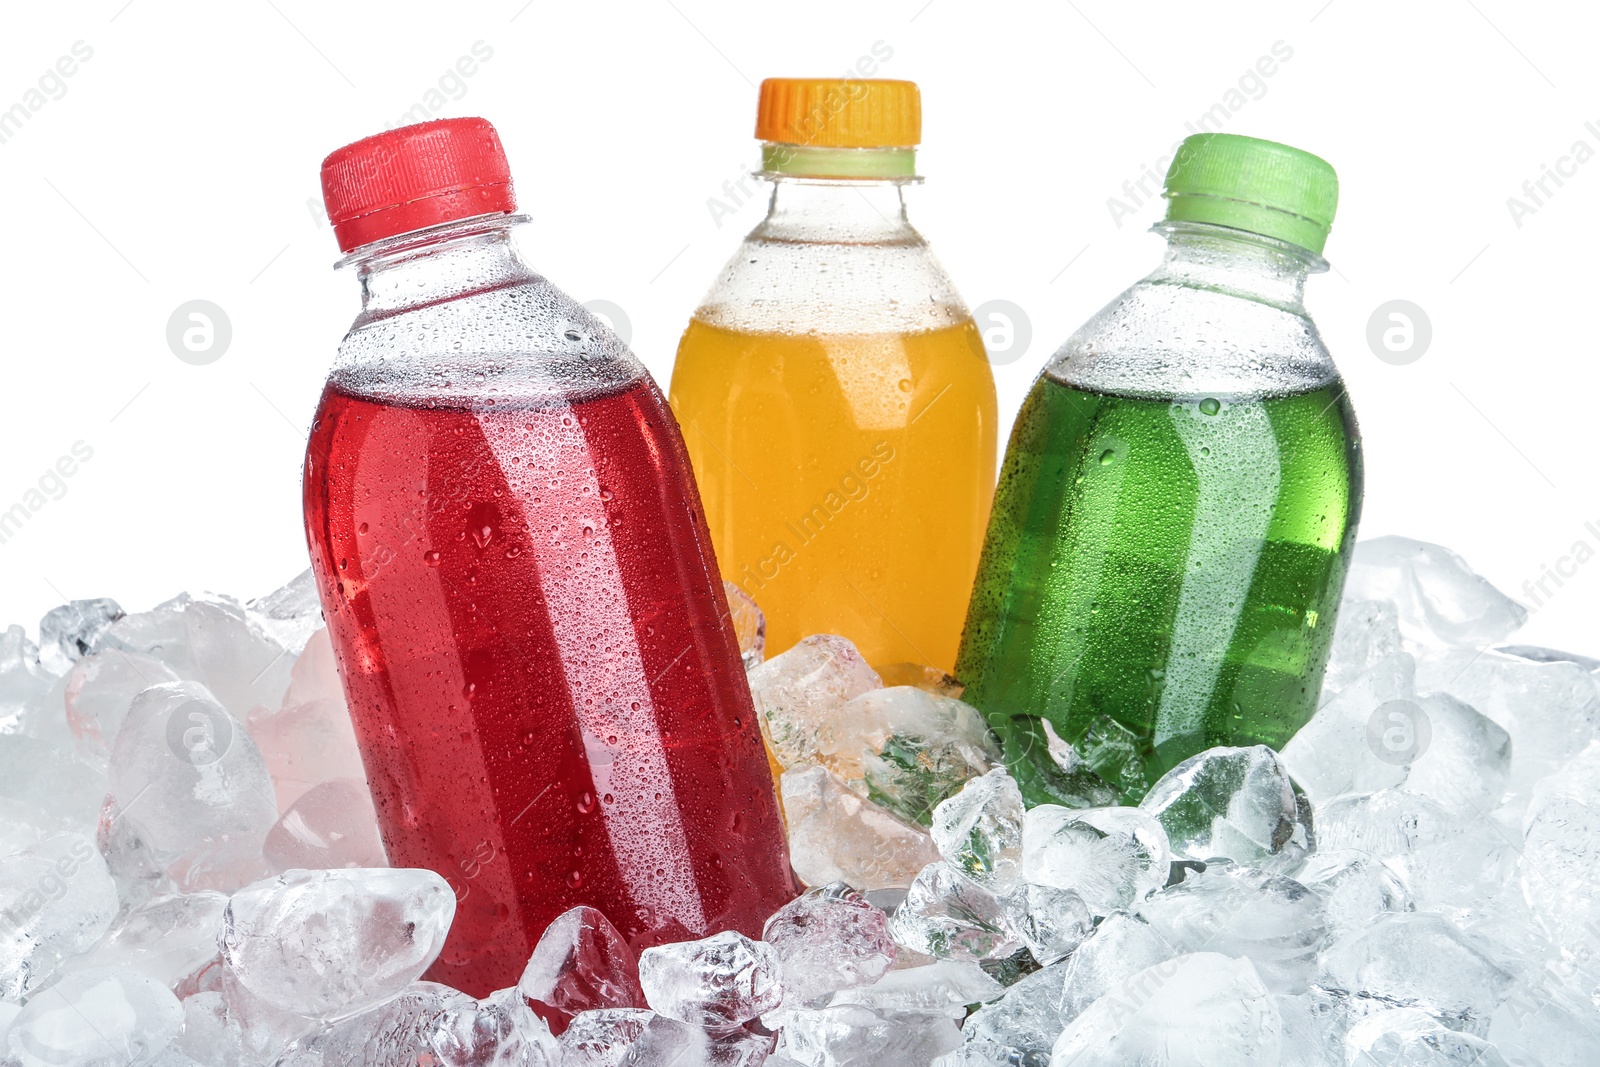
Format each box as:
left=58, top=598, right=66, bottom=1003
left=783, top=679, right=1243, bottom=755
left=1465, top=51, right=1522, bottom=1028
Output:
left=1162, top=133, right=1339, bottom=256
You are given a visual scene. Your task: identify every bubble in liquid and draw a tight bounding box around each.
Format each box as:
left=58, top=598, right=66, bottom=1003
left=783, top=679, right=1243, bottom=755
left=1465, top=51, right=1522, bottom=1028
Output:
left=1199, top=397, right=1222, bottom=415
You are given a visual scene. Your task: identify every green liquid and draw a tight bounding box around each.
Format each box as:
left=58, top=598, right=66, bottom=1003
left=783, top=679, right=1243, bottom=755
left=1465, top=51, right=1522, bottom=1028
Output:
left=956, top=375, right=1362, bottom=805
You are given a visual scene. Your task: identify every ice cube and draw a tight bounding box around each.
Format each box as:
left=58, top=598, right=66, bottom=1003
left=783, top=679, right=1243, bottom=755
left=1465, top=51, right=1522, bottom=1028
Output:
left=314, top=980, right=560, bottom=1066
left=107, top=680, right=278, bottom=890
left=559, top=1007, right=653, bottom=1066
left=245, top=570, right=324, bottom=657
left=876, top=664, right=964, bottom=699
left=1322, top=598, right=1404, bottom=696
left=1520, top=740, right=1600, bottom=952
left=1344, top=536, right=1527, bottom=649
left=1317, top=912, right=1512, bottom=1035
left=62, top=890, right=227, bottom=988
left=1001, top=883, right=1092, bottom=966
left=0, top=733, right=109, bottom=834
left=1281, top=653, right=1414, bottom=804
left=930, top=768, right=1024, bottom=889
left=1274, top=991, right=1348, bottom=1067
left=219, top=867, right=455, bottom=1021
left=1056, top=912, right=1176, bottom=1022
left=2, top=967, right=182, bottom=1067
left=247, top=700, right=366, bottom=814
left=960, top=959, right=1070, bottom=1058
left=1315, top=789, right=1511, bottom=909
left=518, top=905, right=646, bottom=1020
left=826, top=959, right=1002, bottom=1017
left=282, top=625, right=344, bottom=707
left=1345, top=1006, right=1510, bottom=1066
left=886, top=863, right=1019, bottom=963
left=638, top=930, right=783, bottom=1029
left=1137, top=864, right=1327, bottom=992
left=762, top=883, right=895, bottom=1007
left=1137, top=745, right=1313, bottom=871
left=183, top=596, right=296, bottom=720
left=781, top=765, right=939, bottom=891
left=931, top=1040, right=1039, bottom=1067
left=724, top=581, right=766, bottom=670
left=100, top=593, right=198, bottom=678
left=836, top=687, right=1000, bottom=826
left=199, top=964, right=323, bottom=1063
left=0, top=626, right=54, bottom=736
left=1020, top=805, right=1170, bottom=916
left=37, top=598, right=124, bottom=675
left=63, top=650, right=181, bottom=763
left=750, top=635, right=882, bottom=771
left=1487, top=966, right=1600, bottom=1067
left=1416, top=648, right=1600, bottom=805
left=778, top=1003, right=962, bottom=1066
left=0, top=832, right=118, bottom=1000
left=263, top=778, right=386, bottom=872
left=1399, top=692, right=1512, bottom=814
left=1294, top=849, right=1413, bottom=939
left=1050, top=953, right=1281, bottom=1066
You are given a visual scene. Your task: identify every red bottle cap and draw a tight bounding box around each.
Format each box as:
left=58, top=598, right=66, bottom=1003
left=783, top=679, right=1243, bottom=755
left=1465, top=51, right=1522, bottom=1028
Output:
left=320, top=117, right=517, bottom=253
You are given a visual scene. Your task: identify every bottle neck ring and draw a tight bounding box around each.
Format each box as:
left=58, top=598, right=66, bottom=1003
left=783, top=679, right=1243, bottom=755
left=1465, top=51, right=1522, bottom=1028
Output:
left=760, top=143, right=918, bottom=181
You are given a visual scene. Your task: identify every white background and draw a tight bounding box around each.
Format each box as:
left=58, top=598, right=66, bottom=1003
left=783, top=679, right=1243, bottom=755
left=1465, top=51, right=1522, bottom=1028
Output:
left=0, top=1, right=1595, bottom=653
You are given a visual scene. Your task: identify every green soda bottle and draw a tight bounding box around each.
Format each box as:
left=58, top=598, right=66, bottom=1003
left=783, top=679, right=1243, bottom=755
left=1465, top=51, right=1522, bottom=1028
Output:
left=957, top=133, right=1362, bottom=805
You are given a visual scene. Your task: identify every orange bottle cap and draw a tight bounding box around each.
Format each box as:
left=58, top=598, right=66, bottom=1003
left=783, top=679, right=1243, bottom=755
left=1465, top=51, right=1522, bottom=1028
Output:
left=755, top=79, right=921, bottom=148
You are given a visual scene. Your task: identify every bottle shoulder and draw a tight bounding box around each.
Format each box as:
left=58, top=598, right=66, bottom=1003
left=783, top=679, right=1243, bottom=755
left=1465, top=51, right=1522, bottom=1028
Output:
left=1045, top=277, right=1341, bottom=399
left=692, top=230, right=974, bottom=336
left=332, top=273, right=645, bottom=405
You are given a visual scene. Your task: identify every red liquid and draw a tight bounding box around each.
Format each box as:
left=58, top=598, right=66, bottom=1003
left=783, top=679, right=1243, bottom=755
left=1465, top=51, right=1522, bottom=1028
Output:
left=304, top=373, right=797, bottom=995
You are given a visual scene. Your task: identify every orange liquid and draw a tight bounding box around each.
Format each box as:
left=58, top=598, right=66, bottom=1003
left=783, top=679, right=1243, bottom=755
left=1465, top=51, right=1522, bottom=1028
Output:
left=669, top=318, right=997, bottom=671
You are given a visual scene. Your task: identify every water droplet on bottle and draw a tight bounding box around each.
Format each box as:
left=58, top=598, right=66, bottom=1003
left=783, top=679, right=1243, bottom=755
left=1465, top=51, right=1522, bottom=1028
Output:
left=471, top=525, right=493, bottom=549
left=897, top=378, right=913, bottom=392
left=358, top=522, right=369, bottom=535
left=1199, top=397, right=1221, bottom=416
left=1098, top=449, right=1116, bottom=465
left=462, top=682, right=476, bottom=700
left=566, top=870, right=583, bottom=888
left=423, top=550, right=441, bottom=566
left=578, top=792, right=595, bottom=814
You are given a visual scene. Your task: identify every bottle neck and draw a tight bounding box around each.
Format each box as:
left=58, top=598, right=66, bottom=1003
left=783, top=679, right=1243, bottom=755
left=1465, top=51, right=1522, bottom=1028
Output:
left=340, top=213, right=535, bottom=317
left=1148, top=220, right=1325, bottom=312
left=754, top=177, right=917, bottom=245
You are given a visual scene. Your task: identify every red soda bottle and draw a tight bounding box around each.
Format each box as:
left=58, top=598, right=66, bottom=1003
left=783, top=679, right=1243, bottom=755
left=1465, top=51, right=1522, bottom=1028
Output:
left=303, top=118, right=797, bottom=994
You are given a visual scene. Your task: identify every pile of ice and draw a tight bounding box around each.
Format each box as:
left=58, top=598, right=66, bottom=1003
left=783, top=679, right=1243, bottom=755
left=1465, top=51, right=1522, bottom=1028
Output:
left=1, top=537, right=1598, bottom=1065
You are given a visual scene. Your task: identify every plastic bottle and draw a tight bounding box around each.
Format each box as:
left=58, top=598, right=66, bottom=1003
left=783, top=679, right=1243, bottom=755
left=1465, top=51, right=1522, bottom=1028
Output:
left=669, top=78, right=997, bottom=674
left=303, top=118, right=796, bottom=995
left=957, top=133, right=1363, bottom=805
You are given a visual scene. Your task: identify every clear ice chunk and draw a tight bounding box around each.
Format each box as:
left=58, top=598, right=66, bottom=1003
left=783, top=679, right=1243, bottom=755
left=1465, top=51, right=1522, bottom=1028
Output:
left=1344, top=536, right=1527, bottom=649
left=558, top=1007, right=653, bottom=1066
left=1398, top=691, right=1512, bottom=815
left=2, top=967, right=182, bottom=1067
left=778, top=1003, right=962, bottom=1067
left=960, top=958, right=1070, bottom=1058
left=219, top=867, right=455, bottom=1021
left=1001, top=883, right=1092, bottom=966
left=263, top=778, right=386, bottom=872
left=1021, top=805, right=1170, bottom=916
left=1137, top=745, right=1313, bottom=871
left=750, top=635, right=881, bottom=771
left=1294, top=849, right=1413, bottom=940
left=724, top=581, right=766, bottom=670
left=781, top=765, right=939, bottom=891
left=37, top=597, right=124, bottom=675
left=886, top=862, right=1020, bottom=963
left=1520, top=740, right=1600, bottom=952
left=1316, top=912, right=1513, bottom=1036
left=63, top=890, right=227, bottom=989
left=1281, top=653, right=1414, bottom=804
left=1050, top=953, right=1281, bottom=1066
left=1137, top=863, right=1327, bottom=992
left=314, top=981, right=560, bottom=1066
left=0, top=626, right=55, bottom=737
left=107, top=680, right=279, bottom=891
left=1345, top=1006, right=1510, bottom=1066
left=762, top=882, right=895, bottom=1007
left=836, top=687, right=1001, bottom=825
left=1056, top=912, right=1176, bottom=1022
left=517, top=905, right=646, bottom=1019
left=826, top=959, right=1002, bottom=1017
left=245, top=570, right=324, bottom=658
left=0, top=831, right=118, bottom=1000
left=1315, top=789, right=1510, bottom=909
left=63, top=649, right=181, bottom=763
left=1322, top=597, right=1404, bottom=696
left=247, top=696, right=367, bottom=813
left=930, top=768, right=1025, bottom=889
left=638, top=930, right=784, bottom=1029
left=0, top=733, right=110, bottom=835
